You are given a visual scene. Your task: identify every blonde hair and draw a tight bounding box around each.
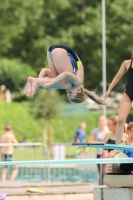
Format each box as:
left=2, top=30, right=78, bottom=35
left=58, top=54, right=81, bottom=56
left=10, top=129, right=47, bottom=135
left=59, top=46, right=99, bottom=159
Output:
left=127, top=122, right=133, bottom=130
left=124, top=123, right=128, bottom=132
left=108, top=115, right=118, bottom=125
left=78, top=122, right=86, bottom=129
left=68, top=87, right=110, bottom=106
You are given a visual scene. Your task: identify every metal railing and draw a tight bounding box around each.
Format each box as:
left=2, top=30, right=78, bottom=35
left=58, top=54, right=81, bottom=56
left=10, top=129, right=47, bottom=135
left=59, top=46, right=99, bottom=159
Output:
left=0, top=143, right=99, bottom=183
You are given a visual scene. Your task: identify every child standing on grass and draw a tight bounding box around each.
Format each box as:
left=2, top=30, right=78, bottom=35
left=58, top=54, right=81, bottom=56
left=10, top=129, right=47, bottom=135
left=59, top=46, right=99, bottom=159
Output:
left=0, top=125, right=18, bottom=182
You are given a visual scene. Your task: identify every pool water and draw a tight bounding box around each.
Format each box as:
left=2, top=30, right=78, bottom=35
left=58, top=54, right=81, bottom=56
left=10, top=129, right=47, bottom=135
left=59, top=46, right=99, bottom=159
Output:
left=11, top=167, right=99, bottom=183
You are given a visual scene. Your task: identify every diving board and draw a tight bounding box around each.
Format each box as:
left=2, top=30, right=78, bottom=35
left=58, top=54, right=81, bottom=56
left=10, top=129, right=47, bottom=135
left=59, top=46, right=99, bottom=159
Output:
left=72, top=143, right=133, bottom=151
left=0, top=157, right=133, bottom=166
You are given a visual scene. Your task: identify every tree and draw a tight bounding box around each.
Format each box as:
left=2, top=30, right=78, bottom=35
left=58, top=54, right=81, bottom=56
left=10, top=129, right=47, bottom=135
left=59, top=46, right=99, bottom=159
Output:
left=31, top=89, right=63, bottom=156
left=0, top=58, right=37, bottom=92
left=106, top=0, right=133, bottom=92
left=0, top=0, right=133, bottom=94
left=0, top=0, right=45, bottom=70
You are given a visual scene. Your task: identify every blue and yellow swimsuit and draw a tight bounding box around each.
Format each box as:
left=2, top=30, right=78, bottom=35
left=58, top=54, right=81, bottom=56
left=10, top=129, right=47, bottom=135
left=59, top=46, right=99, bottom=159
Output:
left=48, top=44, right=82, bottom=74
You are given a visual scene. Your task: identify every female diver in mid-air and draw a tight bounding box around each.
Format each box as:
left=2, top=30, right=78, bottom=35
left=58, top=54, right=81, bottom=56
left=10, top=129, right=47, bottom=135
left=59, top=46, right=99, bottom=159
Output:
left=25, top=44, right=110, bottom=105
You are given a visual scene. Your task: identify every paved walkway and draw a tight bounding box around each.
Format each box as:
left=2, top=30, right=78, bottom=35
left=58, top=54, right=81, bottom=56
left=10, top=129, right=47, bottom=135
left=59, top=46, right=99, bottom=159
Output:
left=0, top=182, right=95, bottom=195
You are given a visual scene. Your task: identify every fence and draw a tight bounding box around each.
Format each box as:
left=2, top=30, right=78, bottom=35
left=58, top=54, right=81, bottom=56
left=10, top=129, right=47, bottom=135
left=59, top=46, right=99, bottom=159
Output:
left=0, top=143, right=99, bottom=183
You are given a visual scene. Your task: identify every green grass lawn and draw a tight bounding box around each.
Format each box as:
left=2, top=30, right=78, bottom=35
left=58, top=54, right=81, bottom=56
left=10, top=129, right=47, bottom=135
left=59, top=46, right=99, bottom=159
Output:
left=13, top=146, right=45, bottom=161
left=12, top=145, right=96, bottom=161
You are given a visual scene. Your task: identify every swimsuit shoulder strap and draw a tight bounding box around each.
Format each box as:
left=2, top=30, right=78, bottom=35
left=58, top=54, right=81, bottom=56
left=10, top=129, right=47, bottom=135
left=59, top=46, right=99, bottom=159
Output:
left=129, top=59, right=133, bottom=68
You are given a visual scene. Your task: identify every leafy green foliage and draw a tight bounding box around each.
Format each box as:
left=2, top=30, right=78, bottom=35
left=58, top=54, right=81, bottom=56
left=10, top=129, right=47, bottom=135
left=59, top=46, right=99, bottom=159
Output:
left=53, top=113, right=100, bottom=142
left=0, top=102, right=37, bottom=141
left=106, top=0, right=133, bottom=90
left=0, top=0, right=133, bottom=92
left=0, top=1, right=44, bottom=62
left=0, top=58, right=37, bottom=92
left=31, top=89, right=63, bottom=119
left=0, top=0, right=133, bottom=143
left=0, top=101, right=100, bottom=143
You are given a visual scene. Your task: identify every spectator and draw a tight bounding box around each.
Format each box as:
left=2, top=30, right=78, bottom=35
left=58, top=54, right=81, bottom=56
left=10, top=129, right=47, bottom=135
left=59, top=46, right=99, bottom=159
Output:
left=0, top=124, right=18, bottom=182
left=103, top=115, right=125, bottom=172
left=110, top=122, right=133, bottom=158
left=103, top=115, right=125, bottom=152
left=73, top=122, right=87, bottom=157
left=88, top=115, right=109, bottom=185
left=124, top=122, right=133, bottom=156
left=74, top=122, right=86, bottom=143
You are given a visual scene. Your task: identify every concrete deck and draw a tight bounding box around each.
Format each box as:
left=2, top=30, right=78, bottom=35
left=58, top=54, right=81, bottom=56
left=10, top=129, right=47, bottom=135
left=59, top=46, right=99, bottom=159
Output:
left=0, top=182, right=95, bottom=200
left=93, top=186, right=133, bottom=200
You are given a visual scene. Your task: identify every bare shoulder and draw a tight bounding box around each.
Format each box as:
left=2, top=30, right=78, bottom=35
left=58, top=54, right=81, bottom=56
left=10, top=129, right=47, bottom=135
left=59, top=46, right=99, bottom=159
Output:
left=11, top=133, right=15, bottom=138
left=11, top=134, right=18, bottom=143
left=122, top=59, right=132, bottom=70
left=123, top=59, right=132, bottom=65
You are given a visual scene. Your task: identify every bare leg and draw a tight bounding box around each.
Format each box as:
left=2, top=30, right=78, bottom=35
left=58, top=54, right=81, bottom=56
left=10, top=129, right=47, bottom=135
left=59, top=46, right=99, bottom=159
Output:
left=47, top=51, right=58, bottom=77
left=25, top=77, right=33, bottom=97
left=25, top=52, right=58, bottom=97
left=25, top=49, right=73, bottom=97
left=116, top=93, right=132, bottom=144
left=38, top=68, right=50, bottom=78
left=10, top=167, right=18, bottom=181
left=1, top=167, right=8, bottom=181
left=52, top=48, right=73, bottom=74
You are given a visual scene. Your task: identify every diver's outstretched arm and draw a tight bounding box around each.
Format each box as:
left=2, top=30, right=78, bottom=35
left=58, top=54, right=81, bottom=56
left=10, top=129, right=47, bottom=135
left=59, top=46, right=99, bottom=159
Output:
left=42, top=71, right=82, bottom=89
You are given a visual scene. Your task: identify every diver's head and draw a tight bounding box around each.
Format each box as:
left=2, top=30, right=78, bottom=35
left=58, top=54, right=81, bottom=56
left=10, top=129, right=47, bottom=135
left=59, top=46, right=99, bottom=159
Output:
left=66, top=86, right=85, bottom=103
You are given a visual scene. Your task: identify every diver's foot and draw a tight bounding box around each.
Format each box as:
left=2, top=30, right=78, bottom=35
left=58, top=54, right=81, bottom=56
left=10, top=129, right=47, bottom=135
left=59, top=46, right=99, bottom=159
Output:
left=25, top=77, right=32, bottom=97
left=25, top=77, right=38, bottom=97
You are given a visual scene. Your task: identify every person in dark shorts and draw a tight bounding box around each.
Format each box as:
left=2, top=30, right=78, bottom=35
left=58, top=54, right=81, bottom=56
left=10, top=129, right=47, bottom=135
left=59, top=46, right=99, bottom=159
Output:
left=0, top=125, right=18, bottom=181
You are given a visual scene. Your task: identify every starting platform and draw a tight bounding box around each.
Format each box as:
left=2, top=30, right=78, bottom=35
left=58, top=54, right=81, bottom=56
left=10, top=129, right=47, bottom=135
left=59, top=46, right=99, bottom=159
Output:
left=94, top=187, right=133, bottom=200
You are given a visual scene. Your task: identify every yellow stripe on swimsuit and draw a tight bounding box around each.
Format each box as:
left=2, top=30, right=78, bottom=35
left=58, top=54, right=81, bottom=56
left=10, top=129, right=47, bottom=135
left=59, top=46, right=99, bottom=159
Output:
left=77, top=60, right=82, bottom=68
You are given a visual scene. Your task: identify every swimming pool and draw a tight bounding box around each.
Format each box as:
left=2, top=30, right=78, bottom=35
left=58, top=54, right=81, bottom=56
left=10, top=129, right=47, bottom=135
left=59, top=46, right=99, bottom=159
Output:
left=4, top=166, right=99, bottom=183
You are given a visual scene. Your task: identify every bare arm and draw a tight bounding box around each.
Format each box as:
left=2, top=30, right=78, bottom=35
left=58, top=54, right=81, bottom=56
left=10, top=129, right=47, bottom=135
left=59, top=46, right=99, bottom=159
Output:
left=102, top=133, right=110, bottom=153
left=88, top=134, right=96, bottom=143
left=12, top=135, right=18, bottom=143
left=51, top=81, right=72, bottom=90
left=104, top=61, right=126, bottom=98
left=37, top=76, right=72, bottom=90
left=104, top=133, right=110, bottom=144
left=42, top=71, right=82, bottom=89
